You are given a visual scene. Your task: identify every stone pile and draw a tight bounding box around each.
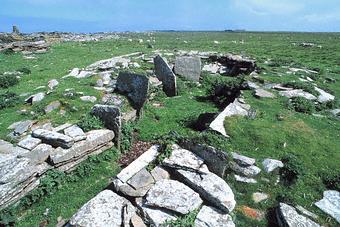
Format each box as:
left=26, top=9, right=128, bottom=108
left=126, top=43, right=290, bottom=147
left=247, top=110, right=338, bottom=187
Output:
left=0, top=124, right=115, bottom=209
left=0, top=40, right=49, bottom=53
left=69, top=144, right=236, bottom=226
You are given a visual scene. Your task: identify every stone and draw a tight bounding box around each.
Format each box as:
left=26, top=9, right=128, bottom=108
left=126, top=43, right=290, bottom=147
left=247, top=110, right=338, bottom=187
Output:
left=150, top=166, right=170, bottom=182
left=8, top=120, right=35, bottom=136
left=86, top=54, right=136, bottom=71
left=314, top=87, right=335, bottom=103
left=202, top=63, right=220, bottom=74
left=115, top=168, right=155, bottom=197
left=252, top=192, right=269, bottom=203
left=101, top=94, right=124, bottom=107
left=45, top=101, right=61, bottom=113
left=210, top=99, right=250, bottom=137
left=174, top=56, right=201, bottom=81
left=130, top=214, right=146, bottom=227
left=277, top=203, right=320, bottom=227
left=246, top=81, right=260, bottom=90
left=153, top=55, right=177, bottom=97
left=66, top=68, right=80, bottom=78
left=163, top=145, right=236, bottom=213
left=141, top=206, right=177, bottom=226
left=234, top=175, right=257, bottom=184
left=76, top=70, right=93, bottom=79
left=17, top=136, right=41, bottom=150
left=296, top=205, right=319, bottom=221
left=315, top=190, right=340, bottom=223
left=262, top=158, right=284, bottom=173
left=330, top=109, right=340, bottom=117
left=116, top=72, right=149, bottom=111
left=49, top=129, right=114, bottom=166
left=22, top=144, right=54, bottom=165
left=145, top=179, right=203, bottom=215
left=254, top=88, right=275, bottom=98
left=114, top=145, right=160, bottom=183
left=53, top=123, right=73, bottom=132
left=179, top=141, right=229, bottom=177
left=279, top=89, right=317, bottom=100
left=25, top=92, right=45, bottom=104
left=230, top=162, right=261, bottom=177
left=69, top=190, right=135, bottom=227
left=48, top=79, right=59, bottom=90
left=32, top=129, right=74, bottom=149
left=231, top=152, right=256, bottom=166
left=195, top=205, right=235, bottom=227
left=209, top=54, right=256, bottom=76
left=64, top=125, right=86, bottom=142
left=80, top=96, right=97, bottom=103
left=91, top=104, right=121, bottom=146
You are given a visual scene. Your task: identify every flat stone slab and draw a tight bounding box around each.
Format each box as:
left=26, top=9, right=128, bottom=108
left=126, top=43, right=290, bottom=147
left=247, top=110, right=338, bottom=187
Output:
left=279, top=89, right=317, bottom=100
left=314, top=87, right=335, bottom=103
left=315, top=190, right=340, bottom=223
left=141, top=206, right=177, bottom=226
left=69, top=190, right=135, bottom=227
left=21, top=144, right=54, bottom=165
left=17, top=136, right=41, bottom=150
left=262, top=158, right=284, bottom=173
left=174, top=56, right=201, bottom=81
left=209, top=99, right=250, bottom=137
left=145, top=179, right=203, bottom=215
left=64, top=125, right=86, bottom=142
left=234, top=175, right=257, bottom=184
left=230, top=162, right=261, bottom=177
left=277, top=203, right=320, bottom=227
left=254, top=88, right=275, bottom=98
left=231, top=152, right=256, bottom=166
left=154, top=55, right=177, bottom=97
left=195, top=205, right=235, bottom=227
left=32, top=129, right=74, bottom=149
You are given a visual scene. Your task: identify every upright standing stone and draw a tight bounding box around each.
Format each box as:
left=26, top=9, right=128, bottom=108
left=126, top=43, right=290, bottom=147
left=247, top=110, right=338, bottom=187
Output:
left=154, top=55, right=177, bottom=97
left=116, top=72, right=149, bottom=114
left=174, top=56, right=201, bottom=81
left=91, top=104, right=121, bottom=149
left=12, top=25, right=20, bottom=34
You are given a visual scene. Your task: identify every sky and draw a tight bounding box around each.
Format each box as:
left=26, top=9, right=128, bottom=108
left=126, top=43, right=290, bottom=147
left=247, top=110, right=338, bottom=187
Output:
left=0, top=0, right=339, bottom=33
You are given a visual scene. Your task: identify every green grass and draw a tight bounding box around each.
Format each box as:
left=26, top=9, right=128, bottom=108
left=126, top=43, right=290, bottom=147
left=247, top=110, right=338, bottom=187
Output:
left=0, top=32, right=339, bottom=226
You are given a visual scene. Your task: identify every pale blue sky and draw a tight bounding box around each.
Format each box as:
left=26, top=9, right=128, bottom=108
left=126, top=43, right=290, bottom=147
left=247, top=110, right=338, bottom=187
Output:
left=0, top=0, right=339, bottom=32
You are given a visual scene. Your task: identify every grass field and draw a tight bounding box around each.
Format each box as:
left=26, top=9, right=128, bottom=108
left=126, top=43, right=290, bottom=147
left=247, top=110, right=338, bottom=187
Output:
left=0, top=32, right=339, bottom=226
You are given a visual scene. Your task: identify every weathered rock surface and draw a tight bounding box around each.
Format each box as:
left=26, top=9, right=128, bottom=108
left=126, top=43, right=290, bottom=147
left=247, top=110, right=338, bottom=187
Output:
left=315, top=190, right=340, bottom=223
left=174, top=56, right=201, bottom=81
left=17, top=136, right=41, bottom=150
left=48, top=79, right=59, bottom=90
left=154, top=55, right=177, bottom=97
left=141, top=206, right=177, bottom=226
left=25, top=92, right=45, bottom=104
left=255, top=88, right=275, bottom=98
left=279, top=89, right=317, bottom=100
left=45, top=101, right=61, bottom=113
left=277, top=203, right=320, bottom=227
left=163, top=145, right=236, bottom=213
left=116, top=72, right=149, bottom=111
left=145, top=179, right=202, bottom=214
left=234, top=174, right=257, bottom=184
left=210, top=99, right=250, bottom=137
left=80, top=95, right=97, bottom=103
left=231, top=152, right=256, bottom=166
left=262, top=158, right=284, bottom=173
left=150, top=166, right=170, bottom=182
left=252, top=192, right=269, bottom=203
left=195, top=205, right=235, bottom=227
left=32, top=129, right=74, bottom=149
left=69, top=190, right=135, bottom=227
left=22, top=144, right=54, bottom=165
left=314, top=87, right=335, bottom=103
left=209, top=54, right=256, bottom=76
left=230, top=161, right=261, bottom=177
left=8, top=120, right=35, bottom=136
left=64, top=125, right=86, bottom=142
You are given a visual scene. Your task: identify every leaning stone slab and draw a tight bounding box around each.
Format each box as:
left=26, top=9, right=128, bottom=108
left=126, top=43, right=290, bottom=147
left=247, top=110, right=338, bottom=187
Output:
left=154, top=55, right=177, bottom=97
left=69, top=190, right=135, bottom=227
left=179, top=141, right=229, bottom=177
left=315, top=190, right=340, bottom=223
left=116, top=72, right=149, bottom=111
left=49, top=129, right=114, bottom=166
left=91, top=104, right=121, bottom=147
left=163, top=145, right=236, bottom=213
left=8, top=120, right=35, bottom=136
left=195, top=205, right=235, bottom=227
left=32, top=129, right=74, bottom=149
left=151, top=166, right=170, bottom=182
left=145, top=179, right=203, bottom=215
left=174, top=56, right=201, bottom=81
left=210, top=99, right=250, bottom=137
left=277, top=203, right=320, bottom=227
left=21, top=144, right=55, bottom=165
left=18, top=136, right=41, bottom=150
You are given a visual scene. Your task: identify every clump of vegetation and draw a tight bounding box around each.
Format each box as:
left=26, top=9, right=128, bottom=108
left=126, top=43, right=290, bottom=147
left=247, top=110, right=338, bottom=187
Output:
left=152, top=131, right=182, bottom=163
left=120, top=123, right=135, bottom=152
left=0, top=208, right=16, bottom=226
left=280, top=154, right=305, bottom=185
left=288, top=97, right=315, bottom=114
left=17, top=67, right=31, bottom=75
left=319, top=169, right=340, bottom=191
left=165, top=209, right=199, bottom=227
left=316, top=99, right=338, bottom=111
left=0, top=74, right=19, bottom=88
left=0, top=92, right=20, bottom=110
left=283, top=81, right=318, bottom=96
left=78, top=114, right=104, bottom=132
left=0, top=49, right=15, bottom=55
left=203, top=75, right=245, bottom=107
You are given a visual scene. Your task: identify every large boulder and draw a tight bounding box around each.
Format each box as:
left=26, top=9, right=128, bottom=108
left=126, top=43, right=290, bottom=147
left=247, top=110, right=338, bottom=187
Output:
left=174, top=56, right=201, bottom=81
left=145, top=179, right=203, bottom=215
left=116, top=72, right=149, bottom=112
left=153, top=55, right=177, bottom=97
left=69, top=190, right=135, bottom=227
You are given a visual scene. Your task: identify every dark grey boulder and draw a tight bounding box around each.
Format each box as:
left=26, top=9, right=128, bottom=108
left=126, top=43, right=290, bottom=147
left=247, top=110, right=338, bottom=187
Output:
left=154, top=55, right=177, bottom=97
